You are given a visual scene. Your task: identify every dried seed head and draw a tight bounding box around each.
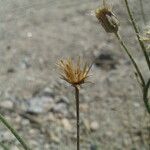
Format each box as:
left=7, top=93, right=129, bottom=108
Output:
left=95, top=0, right=119, bottom=33
left=57, top=57, right=92, bottom=87
left=140, top=25, right=150, bottom=50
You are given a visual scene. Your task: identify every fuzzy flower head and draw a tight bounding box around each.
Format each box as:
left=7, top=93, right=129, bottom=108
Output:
left=57, top=58, right=92, bottom=87
left=95, top=0, right=119, bottom=33
left=140, top=25, right=150, bottom=50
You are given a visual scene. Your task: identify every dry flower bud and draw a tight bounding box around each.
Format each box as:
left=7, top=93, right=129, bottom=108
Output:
left=95, top=3, right=119, bottom=33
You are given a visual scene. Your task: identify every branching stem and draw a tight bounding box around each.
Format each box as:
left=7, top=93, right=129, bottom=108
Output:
left=124, top=0, right=150, bottom=70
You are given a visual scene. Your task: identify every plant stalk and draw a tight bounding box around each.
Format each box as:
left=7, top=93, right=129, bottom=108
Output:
left=75, top=86, right=80, bottom=150
left=124, top=0, right=150, bottom=70
left=115, top=32, right=145, bottom=87
left=0, top=113, right=30, bottom=150
left=143, top=79, right=150, bottom=114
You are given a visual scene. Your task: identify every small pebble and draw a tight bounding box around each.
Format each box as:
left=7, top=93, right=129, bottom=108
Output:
left=80, top=103, right=89, bottom=112
left=0, top=100, right=13, bottom=109
left=27, top=96, right=54, bottom=114
left=51, top=103, right=68, bottom=116
left=61, top=118, right=72, bottom=131
left=49, top=132, right=60, bottom=143
left=90, top=121, right=99, bottom=131
left=10, top=146, right=20, bottom=150
left=42, top=87, right=55, bottom=98
left=57, top=96, right=69, bottom=105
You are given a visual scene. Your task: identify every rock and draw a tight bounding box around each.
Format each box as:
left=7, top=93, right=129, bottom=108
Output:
left=14, top=115, right=22, bottom=124
left=21, top=118, right=30, bottom=126
left=56, top=96, right=69, bottom=105
left=123, top=134, right=131, bottom=146
left=41, top=87, right=55, bottom=98
left=44, top=144, right=50, bottom=149
left=27, top=32, right=32, bottom=38
left=29, top=129, right=38, bottom=138
left=79, top=103, right=89, bottom=112
left=29, top=140, right=38, bottom=147
left=7, top=68, right=15, bottom=73
left=13, top=115, right=22, bottom=130
left=0, top=100, right=13, bottom=109
left=105, top=131, right=113, bottom=137
left=90, top=121, right=99, bottom=131
left=47, top=113, right=55, bottom=122
left=51, top=102, right=68, bottom=116
left=20, top=57, right=31, bottom=69
left=10, top=146, right=20, bottom=150
left=90, top=144, right=98, bottom=150
left=0, top=130, right=15, bottom=141
left=94, top=49, right=119, bottom=70
left=6, top=45, right=11, bottom=50
left=26, top=96, right=54, bottom=114
left=61, top=118, right=72, bottom=131
left=133, top=102, right=140, bottom=108
left=49, top=132, right=60, bottom=143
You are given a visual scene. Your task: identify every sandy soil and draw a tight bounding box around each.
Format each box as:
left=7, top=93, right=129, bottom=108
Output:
left=0, top=0, right=149, bottom=149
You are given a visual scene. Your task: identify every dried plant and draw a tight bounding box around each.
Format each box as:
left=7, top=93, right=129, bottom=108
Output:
left=140, top=25, right=150, bottom=50
left=95, top=1, right=119, bottom=33
left=95, top=0, right=150, bottom=114
left=57, top=57, right=92, bottom=87
left=124, top=0, right=150, bottom=113
left=57, top=57, right=92, bottom=150
left=124, top=0, right=150, bottom=71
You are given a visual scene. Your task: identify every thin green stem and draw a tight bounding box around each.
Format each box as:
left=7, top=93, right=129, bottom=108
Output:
left=0, top=113, right=30, bottom=150
left=143, top=79, right=150, bottom=114
left=124, top=0, right=150, bottom=70
left=115, top=32, right=145, bottom=87
left=75, top=86, right=80, bottom=150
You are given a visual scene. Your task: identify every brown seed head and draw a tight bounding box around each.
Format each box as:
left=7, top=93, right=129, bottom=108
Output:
left=57, top=58, right=92, bottom=87
left=95, top=0, right=119, bottom=33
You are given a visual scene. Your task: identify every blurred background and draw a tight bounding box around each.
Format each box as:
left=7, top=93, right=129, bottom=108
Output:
left=0, top=0, right=149, bottom=149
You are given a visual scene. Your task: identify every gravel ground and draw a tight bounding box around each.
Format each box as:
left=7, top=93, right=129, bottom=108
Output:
left=0, top=0, right=150, bottom=149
